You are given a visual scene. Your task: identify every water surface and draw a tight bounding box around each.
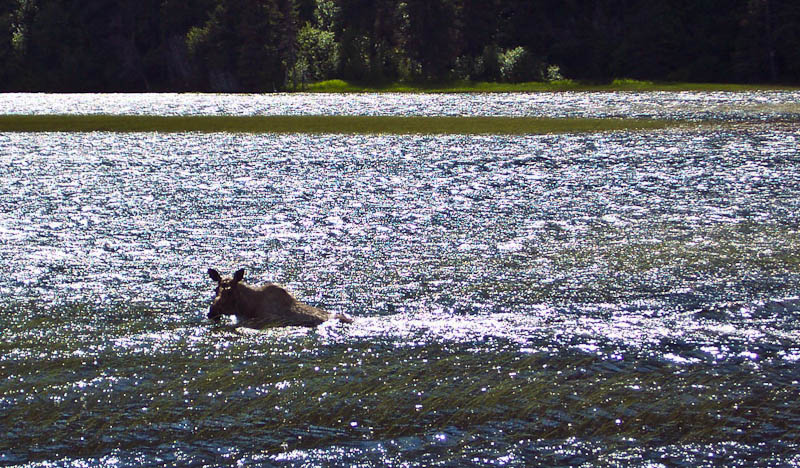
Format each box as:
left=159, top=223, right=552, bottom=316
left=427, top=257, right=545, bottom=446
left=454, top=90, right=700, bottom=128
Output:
left=1, top=96, right=800, bottom=466
left=2, top=91, right=800, bottom=121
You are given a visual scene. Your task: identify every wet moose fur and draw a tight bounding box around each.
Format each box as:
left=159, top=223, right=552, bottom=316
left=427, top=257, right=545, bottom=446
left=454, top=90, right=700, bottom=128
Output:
left=207, top=268, right=351, bottom=328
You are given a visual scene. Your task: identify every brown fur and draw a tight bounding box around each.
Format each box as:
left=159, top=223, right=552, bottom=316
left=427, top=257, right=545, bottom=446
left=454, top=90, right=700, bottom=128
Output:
left=207, top=268, right=352, bottom=328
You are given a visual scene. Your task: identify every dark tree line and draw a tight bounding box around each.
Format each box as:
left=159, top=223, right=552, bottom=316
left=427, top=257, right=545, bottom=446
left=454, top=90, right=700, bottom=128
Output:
left=1, top=0, right=798, bottom=92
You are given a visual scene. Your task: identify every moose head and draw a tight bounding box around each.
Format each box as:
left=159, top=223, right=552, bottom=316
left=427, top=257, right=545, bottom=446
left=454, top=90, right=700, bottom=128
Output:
left=207, top=268, right=245, bottom=323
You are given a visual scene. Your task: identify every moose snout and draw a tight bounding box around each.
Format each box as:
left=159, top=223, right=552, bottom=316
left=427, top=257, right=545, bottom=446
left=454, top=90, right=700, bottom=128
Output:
left=207, top=306, right=222, bottom=323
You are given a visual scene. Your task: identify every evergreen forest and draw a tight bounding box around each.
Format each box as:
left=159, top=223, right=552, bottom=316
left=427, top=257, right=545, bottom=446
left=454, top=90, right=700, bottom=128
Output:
left=1, top=0, right=798, bottom=92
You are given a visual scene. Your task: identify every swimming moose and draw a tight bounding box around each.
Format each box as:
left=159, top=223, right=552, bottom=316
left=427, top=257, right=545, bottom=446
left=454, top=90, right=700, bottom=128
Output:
left=207, top=268, right=352, bottom=328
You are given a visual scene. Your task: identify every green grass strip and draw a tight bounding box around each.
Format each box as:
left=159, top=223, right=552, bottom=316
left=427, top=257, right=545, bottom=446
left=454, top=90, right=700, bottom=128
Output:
left=0, top=114, right=683, bottom=135
left=300, top=78, right=800, bottom=93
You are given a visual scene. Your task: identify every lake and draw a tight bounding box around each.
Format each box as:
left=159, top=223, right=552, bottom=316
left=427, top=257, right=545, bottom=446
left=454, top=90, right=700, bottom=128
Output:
left=1, top=91, right=800, bottom=120
left=1, top=93, right=799, bottom=466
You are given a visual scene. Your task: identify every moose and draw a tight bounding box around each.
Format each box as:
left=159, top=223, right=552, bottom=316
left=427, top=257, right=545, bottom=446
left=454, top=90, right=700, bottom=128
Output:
left=207, top=268, right=352, bottom=328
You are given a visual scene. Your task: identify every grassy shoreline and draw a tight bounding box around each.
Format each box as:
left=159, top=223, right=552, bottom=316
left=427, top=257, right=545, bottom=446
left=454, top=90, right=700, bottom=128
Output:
left=297, top=78, right=800, bottom=93
left=0, top=114, right=685, bottom=135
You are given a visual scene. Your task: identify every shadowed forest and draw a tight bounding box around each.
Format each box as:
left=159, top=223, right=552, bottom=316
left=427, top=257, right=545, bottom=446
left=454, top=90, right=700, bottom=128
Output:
left=1, top=0, right=799, bottom=92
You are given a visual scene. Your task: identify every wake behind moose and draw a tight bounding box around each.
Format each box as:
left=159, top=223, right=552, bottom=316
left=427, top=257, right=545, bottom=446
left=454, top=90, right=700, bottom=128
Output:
left=207, top=268, right=352, bottom=328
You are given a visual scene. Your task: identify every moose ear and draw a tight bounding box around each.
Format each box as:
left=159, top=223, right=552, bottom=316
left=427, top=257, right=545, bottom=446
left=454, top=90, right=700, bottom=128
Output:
left=208, top=268, right=222, bottom=282
left=233, top=268, right=245, bottom=283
